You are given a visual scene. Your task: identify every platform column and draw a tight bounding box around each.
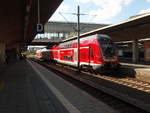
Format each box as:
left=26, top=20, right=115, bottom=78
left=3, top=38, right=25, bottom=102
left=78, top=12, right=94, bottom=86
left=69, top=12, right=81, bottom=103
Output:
left=132, top=39, right=139, bottom=63
left=0, top=42, right=6, bottom=64
left=57, top=32, right=60, bottom=40
left=62, top=33, right=66, bottom=40
left=16, top=44, right=21, bottom=60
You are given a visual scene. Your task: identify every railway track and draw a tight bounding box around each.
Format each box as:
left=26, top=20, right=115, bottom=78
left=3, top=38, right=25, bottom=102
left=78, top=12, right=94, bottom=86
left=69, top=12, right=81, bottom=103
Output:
left=56, top=62, right=150, bottom=93
left=88, top=73, right=150, bottom=93
left=31, top=59, right=150, bottom=113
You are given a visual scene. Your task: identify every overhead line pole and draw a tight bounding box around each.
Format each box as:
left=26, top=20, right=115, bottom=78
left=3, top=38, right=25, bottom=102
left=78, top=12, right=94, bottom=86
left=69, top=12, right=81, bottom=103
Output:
left=59, top=5, right=81, bottom=71
left=77, top=5, right=80, bottom=71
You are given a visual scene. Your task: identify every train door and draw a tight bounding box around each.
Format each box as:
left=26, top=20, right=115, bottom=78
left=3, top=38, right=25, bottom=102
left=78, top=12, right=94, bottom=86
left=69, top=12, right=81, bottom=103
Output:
left=80, top=46, right=94, bottom=71
left=80, top=47, right=90, bottom=65
left=89, top=46, right=94, bottom=64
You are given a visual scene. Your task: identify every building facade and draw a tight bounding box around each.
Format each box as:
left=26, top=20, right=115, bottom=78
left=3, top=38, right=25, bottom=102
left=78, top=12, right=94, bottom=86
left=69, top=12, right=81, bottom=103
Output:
left=35, top=21, right=108, bottom=41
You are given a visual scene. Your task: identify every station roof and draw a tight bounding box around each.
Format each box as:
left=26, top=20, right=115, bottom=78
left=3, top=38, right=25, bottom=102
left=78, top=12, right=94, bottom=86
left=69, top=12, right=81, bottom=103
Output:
left=64, top=13, right=150, bottom=42
left=45, top=21, right=108, bottom=33
left=31, top=39, right=59, bottom=46
left=0, top=0, right=62, bottom=46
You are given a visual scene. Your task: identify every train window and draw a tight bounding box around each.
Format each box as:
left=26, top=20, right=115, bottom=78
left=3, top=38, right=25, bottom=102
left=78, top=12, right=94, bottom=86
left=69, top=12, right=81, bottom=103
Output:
left=99, top=37, right=113, bottom=44
left=90, top=47, right=94, bottom=58
left=70, top=44, right=73, bottom=48
left=64, top=55, right=73, bottom=61
left=73, top=43, right=77, bottom=47
left=98, top=36, right=116, bottom=57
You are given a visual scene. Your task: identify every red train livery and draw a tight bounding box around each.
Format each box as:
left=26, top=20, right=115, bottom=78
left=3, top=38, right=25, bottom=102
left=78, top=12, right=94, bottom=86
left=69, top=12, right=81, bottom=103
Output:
left=35, top=48, right=50, bottom=60
left=36, top=34, right=120, bottom=72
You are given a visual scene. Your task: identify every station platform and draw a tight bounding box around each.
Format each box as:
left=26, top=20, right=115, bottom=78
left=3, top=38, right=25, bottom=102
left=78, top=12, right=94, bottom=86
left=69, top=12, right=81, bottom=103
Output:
left=0, top=59, right=118, bottom=113
left=120, top=62, right=150, bottom=82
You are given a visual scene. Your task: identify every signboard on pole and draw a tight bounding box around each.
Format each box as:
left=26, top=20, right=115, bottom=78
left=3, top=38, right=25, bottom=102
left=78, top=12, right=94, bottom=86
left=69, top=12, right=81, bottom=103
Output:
left=36, top=24, right=44, bottom=34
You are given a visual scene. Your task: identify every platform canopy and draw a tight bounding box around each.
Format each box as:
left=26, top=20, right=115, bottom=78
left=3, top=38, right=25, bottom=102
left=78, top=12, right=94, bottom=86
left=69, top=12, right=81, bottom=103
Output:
left=0, top=0, right=62, bottom=46
left=66, top=13, right=150, bottom=42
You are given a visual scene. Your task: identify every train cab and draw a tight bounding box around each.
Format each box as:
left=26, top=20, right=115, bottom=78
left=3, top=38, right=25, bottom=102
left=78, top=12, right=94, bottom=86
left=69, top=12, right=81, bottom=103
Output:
left=92, top=34, right=119, bottom=72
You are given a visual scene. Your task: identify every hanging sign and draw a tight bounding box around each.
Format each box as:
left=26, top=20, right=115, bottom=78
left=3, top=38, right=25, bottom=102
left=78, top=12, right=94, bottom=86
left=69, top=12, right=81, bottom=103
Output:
left=36, top=24, right=44, bottom=34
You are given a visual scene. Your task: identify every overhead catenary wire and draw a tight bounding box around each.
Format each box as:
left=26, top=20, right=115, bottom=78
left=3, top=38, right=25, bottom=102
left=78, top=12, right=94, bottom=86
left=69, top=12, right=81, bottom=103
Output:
left=58, top=12, right=97, bottom=32
left=59, top=12, right=77, bottom=31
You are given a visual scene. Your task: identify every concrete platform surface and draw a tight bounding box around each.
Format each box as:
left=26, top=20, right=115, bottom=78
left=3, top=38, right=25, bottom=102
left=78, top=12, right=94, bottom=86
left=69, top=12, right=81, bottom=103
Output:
left=0, top=60, right=118, bottom=113
left=121, top=62, right=150, bottom=82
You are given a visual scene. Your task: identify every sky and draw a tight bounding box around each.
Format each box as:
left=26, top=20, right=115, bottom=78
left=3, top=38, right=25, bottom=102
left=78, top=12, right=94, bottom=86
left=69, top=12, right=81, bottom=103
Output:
left=49, top=0, right=150, bottom=24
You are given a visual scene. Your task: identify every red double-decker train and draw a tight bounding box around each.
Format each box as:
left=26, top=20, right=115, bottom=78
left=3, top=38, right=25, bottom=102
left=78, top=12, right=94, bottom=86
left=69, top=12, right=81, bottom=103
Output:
left=36, top=34, right=120, bottom=73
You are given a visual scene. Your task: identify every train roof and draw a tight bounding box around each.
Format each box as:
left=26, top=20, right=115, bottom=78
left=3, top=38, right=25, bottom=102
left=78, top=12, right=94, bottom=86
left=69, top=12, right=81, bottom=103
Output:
left=61, top=34, right=96, bottom=42
left=61, top=34, right=111, bottom=43
left=97, top=34, right=111, bottom=39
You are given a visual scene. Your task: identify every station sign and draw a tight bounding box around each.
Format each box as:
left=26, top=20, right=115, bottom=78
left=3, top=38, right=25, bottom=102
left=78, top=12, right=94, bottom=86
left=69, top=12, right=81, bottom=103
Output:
left=36, top=24, right=44, bottom=34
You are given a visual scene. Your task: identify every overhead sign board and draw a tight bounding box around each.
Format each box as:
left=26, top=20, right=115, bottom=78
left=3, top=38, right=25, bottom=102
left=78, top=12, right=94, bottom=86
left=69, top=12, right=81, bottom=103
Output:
left=36, top=24, right=44, bottom=34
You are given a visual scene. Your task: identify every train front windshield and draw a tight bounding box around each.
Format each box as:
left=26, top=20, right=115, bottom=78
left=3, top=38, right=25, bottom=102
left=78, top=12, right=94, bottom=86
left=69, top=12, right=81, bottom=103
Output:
left=98, top=36, right=116, bottom=58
